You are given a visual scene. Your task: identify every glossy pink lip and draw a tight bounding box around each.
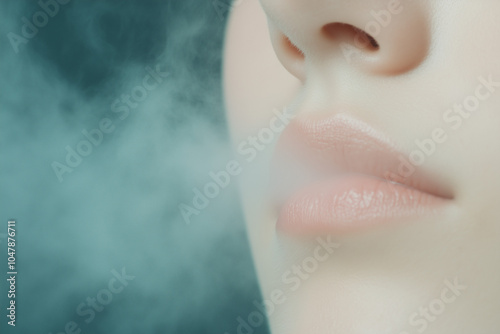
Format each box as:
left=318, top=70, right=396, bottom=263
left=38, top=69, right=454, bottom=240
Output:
left=271, top=112, right=454, bottom=234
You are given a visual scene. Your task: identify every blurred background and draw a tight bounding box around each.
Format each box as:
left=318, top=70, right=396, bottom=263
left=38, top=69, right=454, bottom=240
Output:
left=0, top=0, right=269, bottom=333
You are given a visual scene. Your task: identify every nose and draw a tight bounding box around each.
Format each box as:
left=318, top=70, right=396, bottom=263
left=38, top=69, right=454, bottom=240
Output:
left=261, top=0, right=430, bottom=80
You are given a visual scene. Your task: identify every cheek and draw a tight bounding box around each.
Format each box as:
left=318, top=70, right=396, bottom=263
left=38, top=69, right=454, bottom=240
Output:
left=223, top=0, right=301, bottom=144
left=431, top=2, right=500, bottom=74
left=430, top=4, right=500, bottom=205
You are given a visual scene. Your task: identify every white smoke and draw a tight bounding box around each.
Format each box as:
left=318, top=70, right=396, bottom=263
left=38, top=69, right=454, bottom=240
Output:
left=0, top=1, right=266, bottom=333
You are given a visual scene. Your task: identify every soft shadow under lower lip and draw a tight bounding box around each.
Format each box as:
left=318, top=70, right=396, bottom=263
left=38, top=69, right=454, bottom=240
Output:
left=276, top=174, right=451, bottom=235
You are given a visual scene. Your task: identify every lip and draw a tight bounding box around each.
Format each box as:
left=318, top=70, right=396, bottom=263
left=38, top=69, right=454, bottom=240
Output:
left=270, top=112, right=454, bottom=235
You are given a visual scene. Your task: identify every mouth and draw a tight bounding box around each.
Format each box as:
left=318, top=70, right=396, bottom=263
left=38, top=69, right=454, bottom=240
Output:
left=270, top=112, right=455, bottom=235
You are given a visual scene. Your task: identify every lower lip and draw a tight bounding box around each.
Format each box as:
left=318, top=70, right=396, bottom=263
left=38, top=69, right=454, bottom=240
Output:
left=276, top=174, right=450, bottom=235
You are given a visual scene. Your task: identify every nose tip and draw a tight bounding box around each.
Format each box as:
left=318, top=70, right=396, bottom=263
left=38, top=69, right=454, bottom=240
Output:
left=264, top=0, right=430, bottom=78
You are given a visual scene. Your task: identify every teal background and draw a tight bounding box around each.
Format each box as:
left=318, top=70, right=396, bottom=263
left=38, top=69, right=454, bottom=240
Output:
left=0, top=1, right=269, bottom=333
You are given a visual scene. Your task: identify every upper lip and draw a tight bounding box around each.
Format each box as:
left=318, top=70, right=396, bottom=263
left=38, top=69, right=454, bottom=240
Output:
left=270, top=112, right=454, bottom=207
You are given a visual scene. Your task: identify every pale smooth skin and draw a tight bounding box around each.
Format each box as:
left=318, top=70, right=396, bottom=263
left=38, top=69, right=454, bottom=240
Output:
left=223, top=1, right=500, bottom=333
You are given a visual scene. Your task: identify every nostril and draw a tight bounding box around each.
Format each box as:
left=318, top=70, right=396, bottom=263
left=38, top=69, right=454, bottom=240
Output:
left=268, top=24, right=306, bottom=80
left=322, top=23, right=380, bottom=52
left=353, top=27, right=379, bottom=50
left=282, top=35, right=305, bottom=59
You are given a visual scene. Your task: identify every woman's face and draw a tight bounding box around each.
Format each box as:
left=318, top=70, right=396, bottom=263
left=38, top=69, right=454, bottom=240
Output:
left=223, top=1, right=500, bottom=333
